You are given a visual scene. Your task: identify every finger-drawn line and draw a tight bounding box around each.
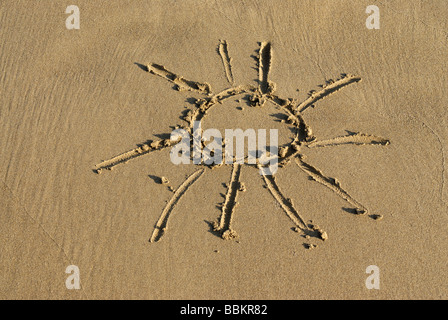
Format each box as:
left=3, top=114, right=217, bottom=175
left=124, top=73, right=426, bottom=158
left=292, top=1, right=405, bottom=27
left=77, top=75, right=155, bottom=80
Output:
left=295, top=157, right=368, bottom=214
left=214, top=164, right=242, bottom=240
left=96, top=40, right=390, bottom=246
left=94, top=139, right=177, bottom=173
left=218, top=40, right=235, bottom=85
left=260, top=170, right=309, bottom=231
left=306, top=132, right=390, bottom=148
left=258, top=41, right=273, bottom=94
left=150, top=168, right=205, bottom=242
left=147, top=63, right=212, bottom=95
left=297, top=74, right=361, bottom=113
left=188, top=85, right=256, bottom=129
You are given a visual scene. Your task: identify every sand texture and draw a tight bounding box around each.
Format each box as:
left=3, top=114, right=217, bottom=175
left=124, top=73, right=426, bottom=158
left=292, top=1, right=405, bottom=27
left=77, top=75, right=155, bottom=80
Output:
left=1, top=0, right=447, bottom=299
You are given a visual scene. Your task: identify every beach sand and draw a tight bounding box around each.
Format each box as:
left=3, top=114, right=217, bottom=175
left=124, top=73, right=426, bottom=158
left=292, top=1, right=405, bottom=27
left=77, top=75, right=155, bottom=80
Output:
left=1, top=0, right=447, bottom=299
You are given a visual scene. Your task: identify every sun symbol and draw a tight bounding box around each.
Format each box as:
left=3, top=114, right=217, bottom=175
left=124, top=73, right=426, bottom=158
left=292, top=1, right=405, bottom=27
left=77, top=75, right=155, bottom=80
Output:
left=95, top=40, right=390, bottom=247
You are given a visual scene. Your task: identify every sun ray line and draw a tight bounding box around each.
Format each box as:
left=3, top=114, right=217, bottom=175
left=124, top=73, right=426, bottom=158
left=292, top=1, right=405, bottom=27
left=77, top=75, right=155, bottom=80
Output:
left=296, top=75, right=361, bottom=113
left=218, top=39, right=235, bottom=85
left=147, top=63, right=212, bottom=95
left=306, top=132, right=390, bottom=148
left=260, top=170, right=309, bottom=231
left=150, top=168, right=205, bottom=243
left=295, top=157, right=368, bottom=214
left=94, top=138, right=178, bottom=173
left=214, top=164, right=242, bottom=240
left=258, top=41, right=273, bottom=94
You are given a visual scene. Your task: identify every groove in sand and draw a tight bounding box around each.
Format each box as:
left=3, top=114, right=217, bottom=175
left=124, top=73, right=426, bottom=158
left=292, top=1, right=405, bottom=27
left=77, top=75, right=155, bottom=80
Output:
left=94, top=139, right=177, bottom=172
left=297, top=74, right=361, bottom=113
left=150, top=168, right=205, bottom=243
left=214, top=164, right=242, bottom=240
left=218, top=40, right=234, bottom=85
left=258, top=41, right=273, bottom=94
left=261, top=170, right=308, bottom=231
left=147, top=63, right=212, bottom=95
left=95, top=41, right=389, bottom=245
left=307, top=132, right=390, bottom=148
left=295, top=158, right=368, bottom=214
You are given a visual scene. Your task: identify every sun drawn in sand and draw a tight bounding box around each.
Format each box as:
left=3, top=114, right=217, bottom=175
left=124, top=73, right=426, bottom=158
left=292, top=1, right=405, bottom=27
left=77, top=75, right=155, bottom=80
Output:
left=94, top=40, right=390, bottom=248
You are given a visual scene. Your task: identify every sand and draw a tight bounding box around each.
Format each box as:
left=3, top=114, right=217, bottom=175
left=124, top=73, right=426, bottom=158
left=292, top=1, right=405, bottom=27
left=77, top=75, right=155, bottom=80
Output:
left=1, top=0, right=447, bottom=299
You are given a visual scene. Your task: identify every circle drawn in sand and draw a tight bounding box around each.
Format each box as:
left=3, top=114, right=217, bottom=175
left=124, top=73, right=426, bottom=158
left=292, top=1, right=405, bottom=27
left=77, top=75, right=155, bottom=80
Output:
left=94, top=41, right=390, bottom=248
